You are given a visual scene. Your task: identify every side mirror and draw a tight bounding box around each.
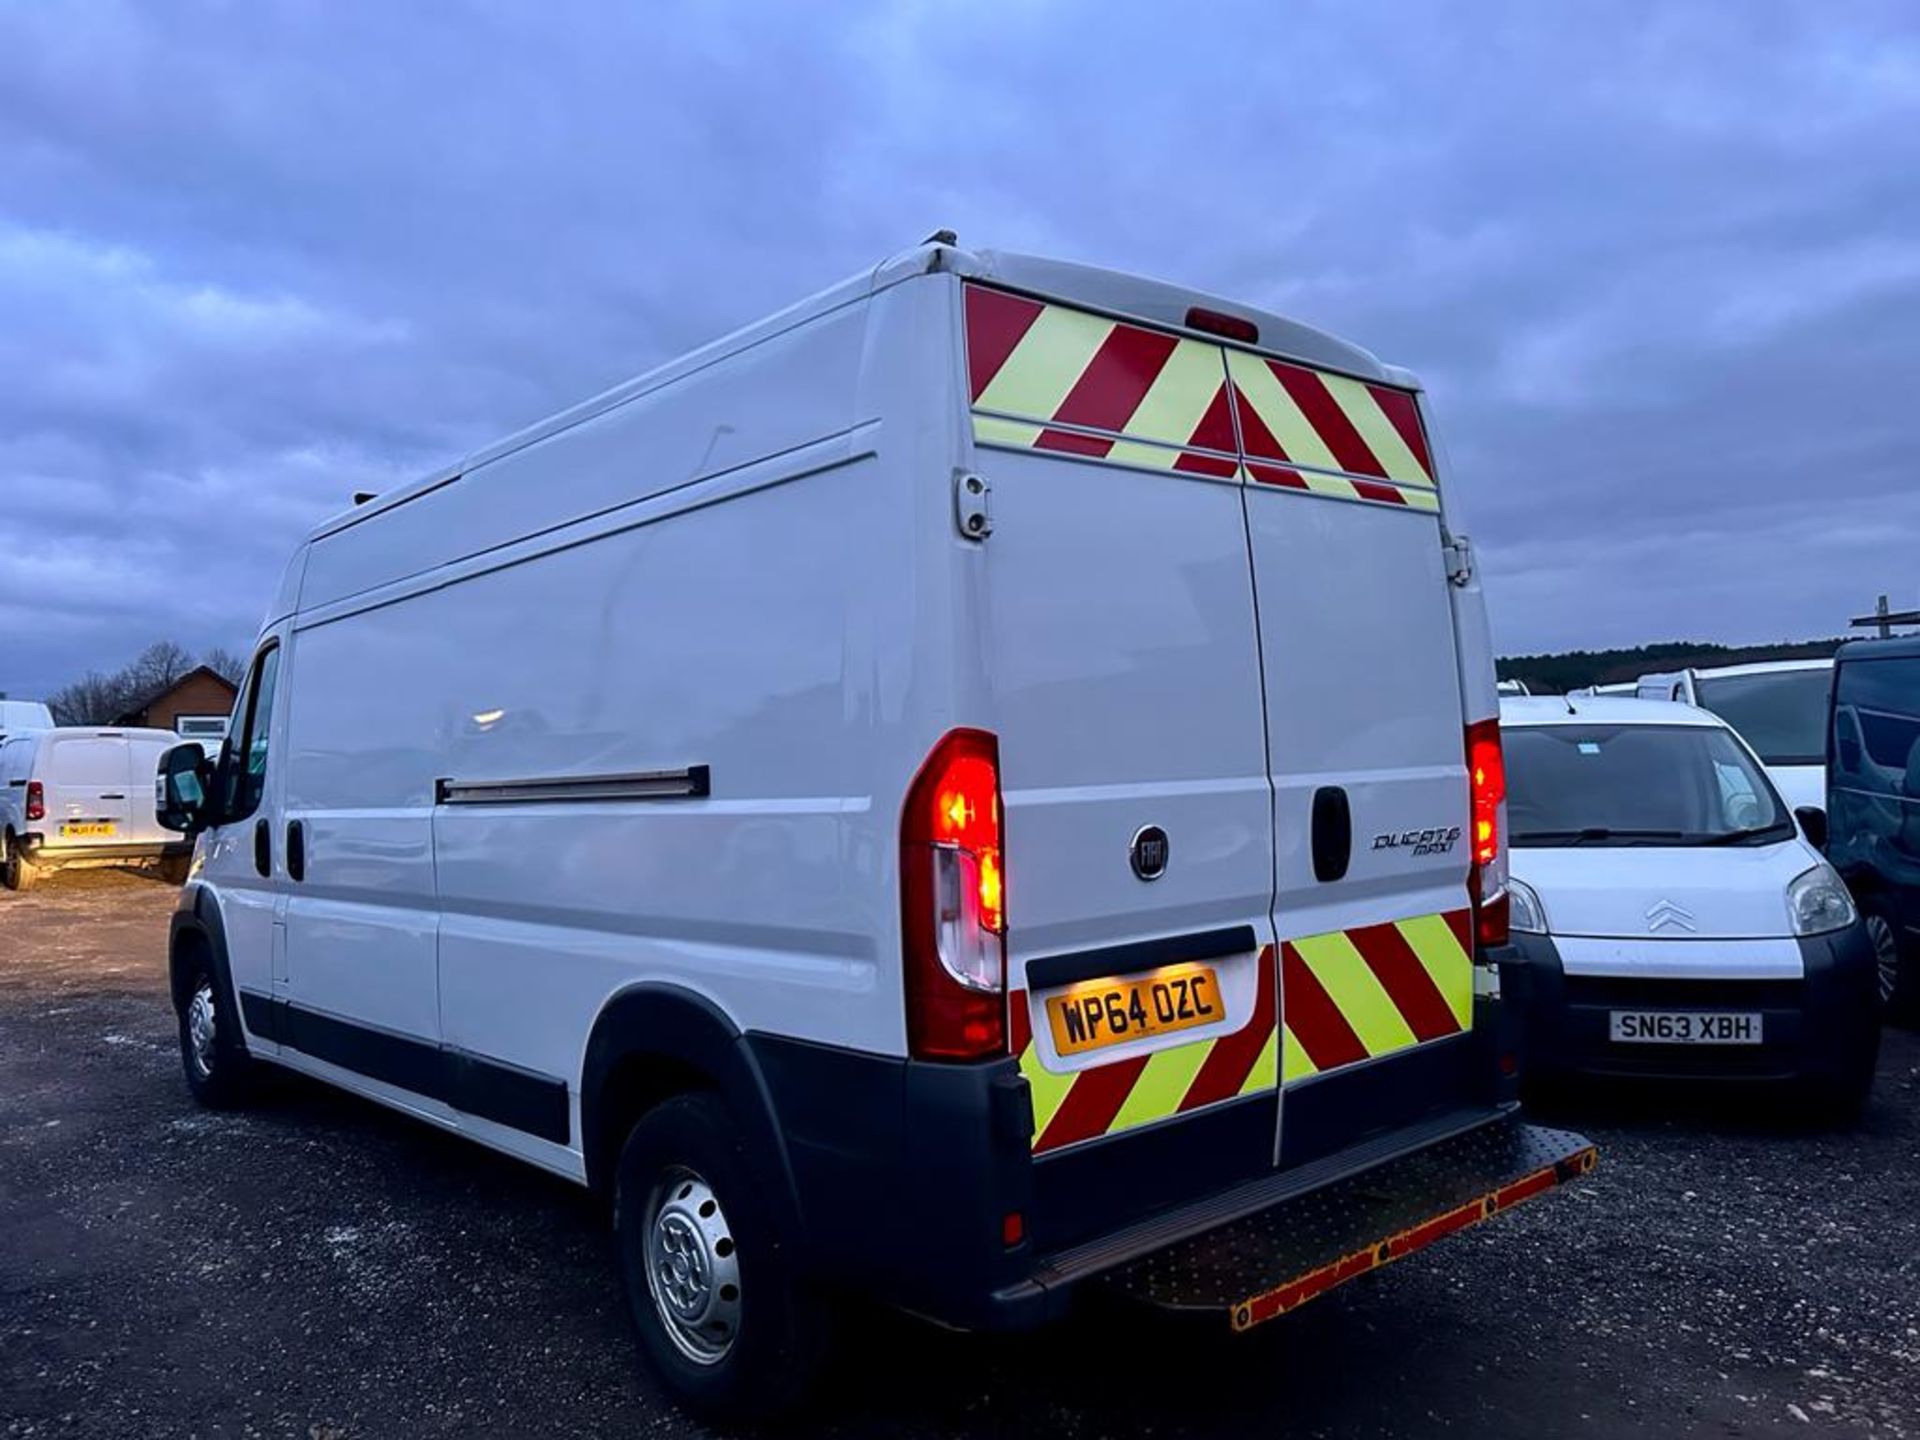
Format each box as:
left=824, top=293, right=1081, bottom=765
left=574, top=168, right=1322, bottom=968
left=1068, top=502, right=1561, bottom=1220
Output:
left=1795, top=805, right=1828, bottom=852
left=156, top=743, right=214, bottom=834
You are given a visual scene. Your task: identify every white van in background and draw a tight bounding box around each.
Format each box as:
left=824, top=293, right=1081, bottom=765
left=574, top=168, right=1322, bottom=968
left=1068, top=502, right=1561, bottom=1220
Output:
left=0, top=698, right=55, bottom=743
left=1499, top=696, right=1876, bottom=1115
left=1634, top=660, right=1833, bottom=814
left=1, top=727, right=192, bottom=890
left=153, top=239, right=1591, bottom=1418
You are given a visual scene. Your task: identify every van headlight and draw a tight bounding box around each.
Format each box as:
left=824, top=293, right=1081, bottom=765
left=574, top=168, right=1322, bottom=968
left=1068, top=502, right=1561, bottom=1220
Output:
left=1786, top=865, right=1857, bottom=936
left=1508, top=877, right=1548, bottom=935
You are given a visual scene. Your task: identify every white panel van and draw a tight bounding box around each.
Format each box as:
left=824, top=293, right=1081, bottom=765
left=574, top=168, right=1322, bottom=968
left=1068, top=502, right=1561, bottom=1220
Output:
left=0, top=697, right=54, bottom=743
left=2, top=727, right=191, bottom=890
left=154, top=240, right=1591, bottom=1418
left=1633, top=660, right=1833, bottom=814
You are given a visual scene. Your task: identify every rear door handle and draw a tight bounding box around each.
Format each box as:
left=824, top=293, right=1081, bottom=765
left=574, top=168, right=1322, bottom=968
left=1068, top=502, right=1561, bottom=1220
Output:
left=100, top=792, right=126, bottom=800
left=286, top=819, right=306, bottom=883
left=1311, top=786, right=1352, bottom=883
left=253, top=818, right=271, bottom=878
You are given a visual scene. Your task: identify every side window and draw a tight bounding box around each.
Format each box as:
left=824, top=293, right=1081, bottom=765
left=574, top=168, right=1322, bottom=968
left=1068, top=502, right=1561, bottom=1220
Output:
left=1835, top=658, right=1920, bottom=799
left=224, top=645, right=281, bottom=820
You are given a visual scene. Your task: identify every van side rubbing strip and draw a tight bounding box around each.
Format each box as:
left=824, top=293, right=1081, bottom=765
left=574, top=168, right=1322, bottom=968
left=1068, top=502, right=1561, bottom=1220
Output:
left=238, top=990, right=570, bottom=1144
left=435, top=765, right=711, bottom=806
left=1025, top=925, right=1259, bottom=991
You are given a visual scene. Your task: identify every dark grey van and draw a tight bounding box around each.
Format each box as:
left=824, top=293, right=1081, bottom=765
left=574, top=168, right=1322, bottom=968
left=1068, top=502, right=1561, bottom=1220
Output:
left=1827, top=637, right=1920, bottom=1020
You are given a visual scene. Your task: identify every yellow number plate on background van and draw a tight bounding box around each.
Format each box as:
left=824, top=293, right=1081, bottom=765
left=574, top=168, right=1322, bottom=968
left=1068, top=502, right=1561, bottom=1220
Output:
left=60, top=822, right=116, bottom=838
left=1045, top=963, right=1222, bottom=1057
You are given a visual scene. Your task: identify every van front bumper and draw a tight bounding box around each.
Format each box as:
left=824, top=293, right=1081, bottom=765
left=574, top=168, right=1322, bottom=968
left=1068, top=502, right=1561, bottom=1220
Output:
left=1506, top=924, right=1879, bottom=1086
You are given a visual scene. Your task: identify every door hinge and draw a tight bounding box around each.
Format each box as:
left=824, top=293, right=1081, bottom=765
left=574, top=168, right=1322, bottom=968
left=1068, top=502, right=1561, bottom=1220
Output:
left=1443, top=533, right=1474, bottom=586
left=955, top=469, right=993, bottom=541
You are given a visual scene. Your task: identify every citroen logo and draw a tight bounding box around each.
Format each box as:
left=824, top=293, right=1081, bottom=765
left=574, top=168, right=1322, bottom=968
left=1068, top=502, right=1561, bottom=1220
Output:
left=1645, top=899, right=1698, bottom=934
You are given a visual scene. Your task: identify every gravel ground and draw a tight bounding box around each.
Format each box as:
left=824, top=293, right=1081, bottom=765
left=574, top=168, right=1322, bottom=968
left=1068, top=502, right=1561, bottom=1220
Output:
left=2, top=870, right=1917, bottom=1438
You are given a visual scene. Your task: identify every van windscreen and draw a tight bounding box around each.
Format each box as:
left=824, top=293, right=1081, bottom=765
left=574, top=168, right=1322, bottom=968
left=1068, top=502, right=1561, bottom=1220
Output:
left=1505, top=724, right=1791, bottom=847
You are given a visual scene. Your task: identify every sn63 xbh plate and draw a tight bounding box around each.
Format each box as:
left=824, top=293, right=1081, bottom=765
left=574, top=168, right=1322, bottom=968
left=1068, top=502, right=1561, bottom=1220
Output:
left=1045, top=963, right=1222, bottom=1057
left=1610, top=1010, right=1762, bottom=1044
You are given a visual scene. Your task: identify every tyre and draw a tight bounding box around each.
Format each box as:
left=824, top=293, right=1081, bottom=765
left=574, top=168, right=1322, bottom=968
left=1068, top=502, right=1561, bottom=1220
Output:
left=1865, top=905, right=1919, bottom=1026
left=612, top=1092, right=831, bottom=1421
left=2, top=836, right=39, bottom=893
left=175, top=954, right=255, bottom=1109
left=156, top=855, right=192, bottom=886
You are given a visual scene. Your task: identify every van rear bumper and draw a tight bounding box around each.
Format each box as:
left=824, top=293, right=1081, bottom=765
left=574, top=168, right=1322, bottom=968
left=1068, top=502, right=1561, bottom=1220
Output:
left=746, top=983, right=1537, bottom=1333
left=18, top=833, right=190, bottom=866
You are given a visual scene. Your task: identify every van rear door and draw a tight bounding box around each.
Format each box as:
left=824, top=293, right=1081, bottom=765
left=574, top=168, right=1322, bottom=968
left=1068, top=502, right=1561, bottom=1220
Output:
left=964, top=283, right=1282, bottom=1239
left=41, top=733, right=135, bottom=845
left=1224, top=348, right=1479, bottom=1167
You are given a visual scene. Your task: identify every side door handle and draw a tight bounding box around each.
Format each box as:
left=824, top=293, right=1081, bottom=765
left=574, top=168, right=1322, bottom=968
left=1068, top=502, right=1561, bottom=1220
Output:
left=286, top=819, right=306, bottom=883
left=1311, top=786, right=1352, bottom=883
left=253, top=818, right=271, bottom=878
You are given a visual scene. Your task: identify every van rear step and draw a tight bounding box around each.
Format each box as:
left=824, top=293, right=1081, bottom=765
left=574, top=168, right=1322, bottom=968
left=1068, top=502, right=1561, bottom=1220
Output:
left=1100, top=1120, right=1595, bottom=1332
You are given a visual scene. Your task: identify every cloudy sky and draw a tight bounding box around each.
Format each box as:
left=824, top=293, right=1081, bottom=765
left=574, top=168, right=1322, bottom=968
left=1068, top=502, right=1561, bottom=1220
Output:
left=2, top=1, right=1917, bottom=699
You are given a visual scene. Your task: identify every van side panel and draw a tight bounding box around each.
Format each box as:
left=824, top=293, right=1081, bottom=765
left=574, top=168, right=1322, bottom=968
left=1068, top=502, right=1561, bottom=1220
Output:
left=298, top=304, right=868, bottom=612
left=281, top=620, right=444, bottom=1047
left=269, top=292, right=948, bottom=1175
left=427, top=457, right=893, bottom=1078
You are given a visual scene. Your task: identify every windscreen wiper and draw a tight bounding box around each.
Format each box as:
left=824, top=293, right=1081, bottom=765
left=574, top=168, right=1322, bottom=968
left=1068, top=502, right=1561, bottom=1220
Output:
left=1695, top=823, right=1796, bottom=846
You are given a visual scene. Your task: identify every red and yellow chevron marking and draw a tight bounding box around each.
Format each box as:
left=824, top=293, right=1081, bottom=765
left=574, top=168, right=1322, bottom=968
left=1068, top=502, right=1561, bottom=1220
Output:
left=1013, top=945, right=1278, bottom=1156
left=1280, top=908, right=1475, bottom=1082
left=1226, top=348, right=1438, bottom=511
left=966, top=285, right=1239, bottom=478
left=964, top=284, right=1438, bottom=510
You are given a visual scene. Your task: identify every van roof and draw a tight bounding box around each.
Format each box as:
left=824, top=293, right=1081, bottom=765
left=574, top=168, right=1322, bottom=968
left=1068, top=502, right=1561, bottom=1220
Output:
left=1838, top=635, right=1920, bottom=664
left=1688, top=658, right=1832, bottom=680
left=1500, top=695, right=1727, bottom=729
left=299, top=240, right=1408, bottom=553
left=26, top=726, right=181, bottom=743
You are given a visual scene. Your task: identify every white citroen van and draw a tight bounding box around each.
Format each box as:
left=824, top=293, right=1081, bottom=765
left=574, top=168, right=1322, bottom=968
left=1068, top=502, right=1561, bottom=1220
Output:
left=1500, top=696, right=1876, bottom=1113
left=1, top=726, right=192, bottom=890
left=155, top=240, right=1591, bottom=1417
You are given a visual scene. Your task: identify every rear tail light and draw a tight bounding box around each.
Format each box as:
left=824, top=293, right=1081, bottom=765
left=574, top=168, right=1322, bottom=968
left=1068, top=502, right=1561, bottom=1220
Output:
left=902, top=729, right=1008, bottom=1060
left=1465, top=718, right=1508, bottom=949
left=24, top=780, right=44, bottom=822
left=1185, top=306, right=1259, bottom=345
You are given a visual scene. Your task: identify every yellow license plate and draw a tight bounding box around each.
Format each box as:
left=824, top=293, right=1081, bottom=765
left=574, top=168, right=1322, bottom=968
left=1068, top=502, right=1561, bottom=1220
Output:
left=1045, top=963, right=1223, bottom=1057
left=59, top=822, right=116, bottom=838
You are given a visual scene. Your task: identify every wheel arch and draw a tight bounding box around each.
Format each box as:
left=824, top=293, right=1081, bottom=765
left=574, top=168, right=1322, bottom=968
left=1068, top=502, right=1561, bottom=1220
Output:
left=168, top=887, right=246, bottom=1052
left=581, top=985, right=803, bottom=1239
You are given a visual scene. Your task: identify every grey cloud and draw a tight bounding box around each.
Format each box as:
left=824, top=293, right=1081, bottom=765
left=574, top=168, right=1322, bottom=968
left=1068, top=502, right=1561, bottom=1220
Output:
left=2, top=0, right=1917, bottom=696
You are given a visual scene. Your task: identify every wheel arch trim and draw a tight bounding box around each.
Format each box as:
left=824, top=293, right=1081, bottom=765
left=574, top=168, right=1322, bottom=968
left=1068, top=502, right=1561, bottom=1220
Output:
left=581, top=984, right=804, bottom=1240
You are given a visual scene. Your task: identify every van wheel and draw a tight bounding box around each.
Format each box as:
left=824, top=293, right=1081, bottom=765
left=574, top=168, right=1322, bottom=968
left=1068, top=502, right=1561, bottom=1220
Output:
left=612, top=1093, right=831, bottom=1420
left=2, top=838, right=38, bottom=893
left=156, top=856, right=191, bottom=886
left=176, top=961, right=254, bottom=1108
left=1866, top=908, right=1918, bottom=1025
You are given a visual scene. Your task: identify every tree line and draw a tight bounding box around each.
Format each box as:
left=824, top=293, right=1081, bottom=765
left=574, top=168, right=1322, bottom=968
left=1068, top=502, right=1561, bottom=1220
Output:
left=46, top=641, right=248, bottom=726
left=1497, top=638, right=1848, bottom=696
